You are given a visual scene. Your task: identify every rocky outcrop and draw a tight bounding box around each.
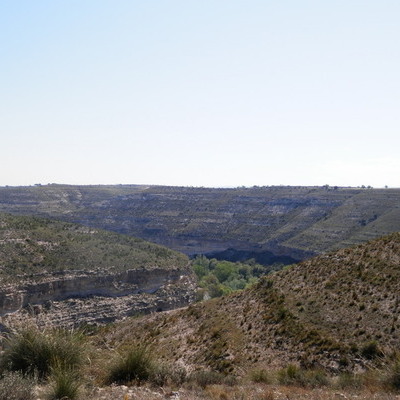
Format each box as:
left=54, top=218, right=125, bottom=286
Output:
left=0, top=266, right=196, bottom=328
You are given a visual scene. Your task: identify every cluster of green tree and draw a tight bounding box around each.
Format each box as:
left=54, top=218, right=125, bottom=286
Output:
left=192, top=255, right=282, bottom=299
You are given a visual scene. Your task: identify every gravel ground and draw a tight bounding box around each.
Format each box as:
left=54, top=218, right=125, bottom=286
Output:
left=80, top=384, right=400, bottom=400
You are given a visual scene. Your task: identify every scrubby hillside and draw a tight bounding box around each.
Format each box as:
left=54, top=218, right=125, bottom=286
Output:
left=0, top=212, right=187, bottom=281
left=1, top=184, right=399, bottom=264
left=273, top=232, right=400, bottom=350
left=0, top=213, right=195, bottom=326
left=98, top=233, right=400, bottom=374
left=2, top=233, right=400, bottom=399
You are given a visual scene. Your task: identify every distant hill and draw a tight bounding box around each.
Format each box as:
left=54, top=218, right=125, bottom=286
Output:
left=98, top=233, right=400, bottom=373
left=0, top=213, right=195, bottom=326
left=0, top=212, right=188, bottom=281
left=1, top=184, right=400, bottom=264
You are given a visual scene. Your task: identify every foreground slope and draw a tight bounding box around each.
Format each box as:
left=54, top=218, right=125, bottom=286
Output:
left=273, top=232, right=400, bottom=349
left=99, top=233, right=400, bottom=373
left=0, top=213, right=195, bottom=327
left=0, top=184, right=399, bottom=264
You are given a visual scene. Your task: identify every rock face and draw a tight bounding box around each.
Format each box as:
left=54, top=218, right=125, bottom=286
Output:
left=0, top=213, right=196, bottom=328
left=1, top=184, right=400, bottom=264
left=1, top=266, right=196, bottom=328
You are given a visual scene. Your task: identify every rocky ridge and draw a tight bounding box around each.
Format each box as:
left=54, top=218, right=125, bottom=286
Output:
left=1, top=270, right=195, bottom=328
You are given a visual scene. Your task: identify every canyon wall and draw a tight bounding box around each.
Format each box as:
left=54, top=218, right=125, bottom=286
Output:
left=0, top=266, right=196, bottom=328
left=1, top=185, right=400, bottom=264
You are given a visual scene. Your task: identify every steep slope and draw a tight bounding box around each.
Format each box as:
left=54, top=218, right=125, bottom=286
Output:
left=0, top=213, right=195, bottom=327
left=273, top=232, right=400, bottom=349
left=98, top=233, right=400, bottom=374
left=1, top=184, right=399, bottom=264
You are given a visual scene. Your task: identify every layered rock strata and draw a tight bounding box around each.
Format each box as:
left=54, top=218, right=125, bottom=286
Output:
left=2, top=184, right=400, bottom=264
left=0, top=267, right=196, bottom=328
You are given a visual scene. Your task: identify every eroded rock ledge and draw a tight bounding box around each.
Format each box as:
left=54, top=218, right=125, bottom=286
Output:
left=0, top=266, right=196, bottom=328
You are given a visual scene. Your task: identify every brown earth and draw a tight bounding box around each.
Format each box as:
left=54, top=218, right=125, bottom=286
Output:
left=96, top=233, right=400, bottom=375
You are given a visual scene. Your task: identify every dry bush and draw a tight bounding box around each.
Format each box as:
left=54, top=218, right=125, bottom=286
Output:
left=150, top=362, right=187, bottom=387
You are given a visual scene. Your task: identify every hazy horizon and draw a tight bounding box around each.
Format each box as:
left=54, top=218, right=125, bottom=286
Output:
left=1, top=182, right=398, bottom=190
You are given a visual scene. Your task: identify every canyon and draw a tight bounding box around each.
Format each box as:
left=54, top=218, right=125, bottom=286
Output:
left=1, top=184, right=399, bottom=264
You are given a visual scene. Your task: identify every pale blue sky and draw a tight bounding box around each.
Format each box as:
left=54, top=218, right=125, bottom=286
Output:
left=1, top=1, right=399, bottom=187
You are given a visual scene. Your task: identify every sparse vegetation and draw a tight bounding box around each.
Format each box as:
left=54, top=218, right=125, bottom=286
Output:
left=188, top=370, right=236, bottom=388
left=77, top=232, right=400, bottom=399
left=0, top=371, right=35, bottom=400
left=250, top=368, right=271, bottom=384
left=336, top=372, right=363, bottom=390
left=0, top=212, right=188, bottom=283
left=277, top=365, right=329, bottom=388
left=1, top=195, right=400, bottom=399
left=383, top=360, right=400, bottom=391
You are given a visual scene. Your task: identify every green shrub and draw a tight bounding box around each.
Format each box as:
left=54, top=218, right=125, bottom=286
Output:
left=361, top=340, right=382, bottom=360
left=106, top=345, right=188, bottom=387
left=277, top=364, right=302, bottom=385
left=384, top=361, right=400, bottom=391
left=277, top=364, right=328, bottom=388
left=47, top=366, right=81, bottom=400
left=106, top=345, right=154, bottom=384
left=1, top=328, right=84, bottom=380
left=302, top=369, right=329, bottom=388
left=336, top=372, right=362, bottom=389
left=188, top=370, right=236, bottom=388
left=250, top=368, right=270, bottom=384
left=0, top=371, right=35, bottom=400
